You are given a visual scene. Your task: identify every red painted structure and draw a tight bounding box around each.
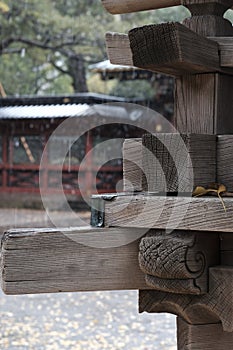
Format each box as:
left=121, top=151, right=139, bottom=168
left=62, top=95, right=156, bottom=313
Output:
left=0, top=93, right=172, bottom=208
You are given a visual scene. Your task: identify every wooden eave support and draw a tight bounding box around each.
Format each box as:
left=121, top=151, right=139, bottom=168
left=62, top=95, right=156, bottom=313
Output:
left=102, top=0, right=181, bottom=14
left=102, top=0, right=233, bottom=14
left=106, top=24, right=233, bottom=76
left=97, top=193, right=233, bottom=233
left=1, top=226, right=150, bottom=295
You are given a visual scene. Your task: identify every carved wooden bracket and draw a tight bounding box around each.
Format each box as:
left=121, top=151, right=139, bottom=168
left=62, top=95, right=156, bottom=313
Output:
left=139, top=230, right=219, bottom=295
left=139, top=266, right=233, bottom=332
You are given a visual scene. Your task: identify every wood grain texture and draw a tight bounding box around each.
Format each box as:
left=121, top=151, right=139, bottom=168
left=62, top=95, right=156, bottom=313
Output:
left=104, top=194, right=233, bottom=233
left=1, top=226, right=150, bottom=295
left=139, top=230, right=219, bottom=294
left=177, top=318, right=233, bottom=350
left=105, top=32, right=133, bottom=66
left=128, top=22, right=219, bottom=76
left=214, top=74, right=233, bottom=134
left=101, top=0, right=181, bottom=14
left=175, top=74, right=233, bottom=134
left=217, top=135, right=233, bottom=191
left=220, top=233, right=233, bottom=265
left=139, top=266, right=233, bottom=332
left=211, top=37, right=233, bottom=67
left=123, top=139, right=142, bottom=192
left=142, top=133, right=216, bottom=192
left=183, top=1, right=233, bottom=36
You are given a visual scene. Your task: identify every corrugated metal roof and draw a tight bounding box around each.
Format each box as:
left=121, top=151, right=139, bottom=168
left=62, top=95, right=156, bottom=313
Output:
left=0, top=103, right=90, bottom=119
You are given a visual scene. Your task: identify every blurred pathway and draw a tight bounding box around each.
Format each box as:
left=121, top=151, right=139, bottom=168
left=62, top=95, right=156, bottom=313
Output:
left=0, top=209, right=176, bottom=349
left=0, top=290, right=176, bottom=350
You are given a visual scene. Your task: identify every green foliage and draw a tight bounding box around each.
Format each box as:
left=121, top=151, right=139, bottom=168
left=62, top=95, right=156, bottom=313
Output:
left=110, top=80, right=155, bottom=99
left=0, top=1, right=189, bottom=96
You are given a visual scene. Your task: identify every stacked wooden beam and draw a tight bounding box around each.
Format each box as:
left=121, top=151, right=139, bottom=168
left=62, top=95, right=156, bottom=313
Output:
left=2, top=1, right=233, bottom=349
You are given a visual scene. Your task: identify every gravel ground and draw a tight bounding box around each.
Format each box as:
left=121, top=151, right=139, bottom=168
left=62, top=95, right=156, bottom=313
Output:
left=0, top=209, right=176, bottom=350
left=0, top=290, right=176, bottom=350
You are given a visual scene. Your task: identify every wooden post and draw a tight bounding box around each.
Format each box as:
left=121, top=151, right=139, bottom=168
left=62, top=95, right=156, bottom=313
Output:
left=175, top=0, right=233, bottom=134
left=103, top=1, right=233, bottom=349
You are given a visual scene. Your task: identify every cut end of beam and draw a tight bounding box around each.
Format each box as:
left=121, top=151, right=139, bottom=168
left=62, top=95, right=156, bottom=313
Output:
left=105, top=32, right=134, bottom=66
left=128, top=22, right=220, bottom=76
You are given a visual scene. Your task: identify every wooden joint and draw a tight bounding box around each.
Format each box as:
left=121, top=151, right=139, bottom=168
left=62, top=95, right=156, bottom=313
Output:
left=139, top=266, right=233, bottom=332
left=139, top=230, right=219, bottom=294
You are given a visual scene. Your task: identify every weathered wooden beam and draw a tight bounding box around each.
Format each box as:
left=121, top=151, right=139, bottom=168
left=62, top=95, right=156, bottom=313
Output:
left=142, top=133, right=216, bottom=192
left=128, top=22, right=220, bottom=76
left=177, top=318, right=233, bottom=350
left=101, top=0, right=181, bottom=14
left=106, top=33, right=233, bottom=73
left=102, top=194, right=233, bottom=232
left=105, top=32, right=133, bottom=67
left=1, top=226, right=150, bottom=295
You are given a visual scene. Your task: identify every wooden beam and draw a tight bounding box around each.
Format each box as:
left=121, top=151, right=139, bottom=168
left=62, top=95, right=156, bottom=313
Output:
left=101, top=0, right=181, bottom=14
left=1, top=226, right=150, bottom=295
left=106, top=24, right=222, bottom=76
left=105, top=32, right=133, bottom=66
left=128, top=22, right=219, bottom=76
left=106, top=33, right=233, bottom=73
left=105, top=33, right=233, bottom=74
left=103, top=194, right=233, bottom=232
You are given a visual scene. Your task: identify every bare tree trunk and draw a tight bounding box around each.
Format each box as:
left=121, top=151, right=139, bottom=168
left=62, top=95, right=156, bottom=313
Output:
left=67, top=54, right=88, bottom=93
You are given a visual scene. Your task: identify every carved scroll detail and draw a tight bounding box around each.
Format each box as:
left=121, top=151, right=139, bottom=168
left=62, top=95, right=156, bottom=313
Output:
left=139, top=231, right=219, bottom=295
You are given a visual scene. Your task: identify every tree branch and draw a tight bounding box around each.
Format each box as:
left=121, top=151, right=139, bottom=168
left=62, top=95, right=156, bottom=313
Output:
left=50, top=60, right=69, bottom=75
